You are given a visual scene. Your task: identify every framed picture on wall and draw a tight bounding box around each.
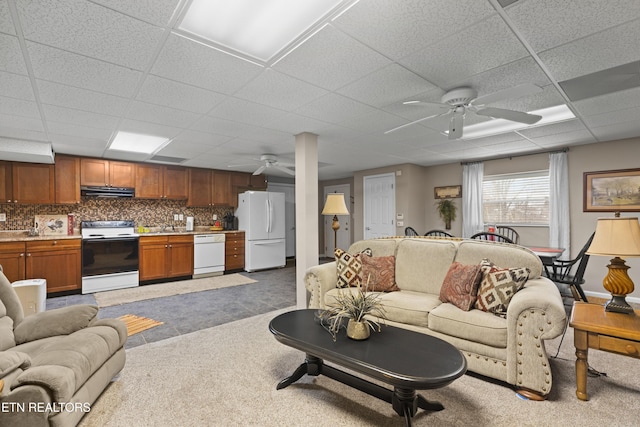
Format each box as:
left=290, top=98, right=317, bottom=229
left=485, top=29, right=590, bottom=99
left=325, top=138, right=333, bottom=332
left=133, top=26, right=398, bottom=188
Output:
left=583, top=168, right=640, bottom=212
left=434, top=185, right=462, bottom=199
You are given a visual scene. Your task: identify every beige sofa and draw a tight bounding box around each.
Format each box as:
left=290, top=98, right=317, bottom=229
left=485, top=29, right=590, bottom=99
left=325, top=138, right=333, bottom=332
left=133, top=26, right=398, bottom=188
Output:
left=305, top=237, right=567, bottom=399
left=0, top=267, right=127, bottom=427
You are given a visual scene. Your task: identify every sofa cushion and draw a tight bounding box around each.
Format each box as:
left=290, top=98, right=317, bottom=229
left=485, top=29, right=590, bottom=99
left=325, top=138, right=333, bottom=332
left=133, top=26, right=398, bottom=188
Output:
left=395, top=239, right=458, bottom=293
left=0, top=299, right=16, bottom=351
left=335, top=248, right=372, bottom=288
left=361, top=255, right=399, bottom=292
left=429, top=303, right=508, bottom=348
left=475, top=259, right=530, bottom=317
left=454, top=240, right=542, bottom=278
left=377, top=290, right=441, bottom=328
left=439, top=262, right=483, bottom=311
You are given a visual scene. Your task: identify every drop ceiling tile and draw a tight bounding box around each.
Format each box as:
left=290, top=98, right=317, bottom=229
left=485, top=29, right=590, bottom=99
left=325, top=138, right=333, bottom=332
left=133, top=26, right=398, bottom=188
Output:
left=590, top=120, right=640, bottom=141
left=90, top=0, right=180, bottom=27
left=465, top=132, right=529, bottom=147
left=264, top=113, right=340, bottom=136
left=0, top=71, right=34, bottom=100
left=27, top=42, right=141, bottom=97
left=333, top=0, right=494, bottom=60
left=342, top=110, right=413, bottom=135
left=151, top=33, right=263, bottom=94
left=50, top=134, right=108, bottom=155
left=0, top=33, right=27, bottom=74
left=337, top=64, right=436, bottom=108
left=273, top=24, right=391, bottom=91
left=517, top=119, right=587, bottom=139
left=46, top=120, right=112, bottom=140
left=0, top=96, right=39, bottom=118
left=127, top=101, right=200, bottom=129
left=234, top=69, right=327, bottom=111
left=486, top=84, right=565, bottom=113
left=138, top=75, right=226, bottom=114
left=295, top=93, right=377, bottom=125
left=573, top=87, right=640, bottom=116
left=189, top=116, right=251, bottom=139
left=539, top=19, right=640, bottom=82
left=170, top=129, right=232, bottom=148
left=155, top=141, right=210, bottom=158
left=118, top=119, right=183, bottom=140
left=584, top=106, right=640, bottom=128
left=0, top=113, right=44, bottom=132
left=17, top=0, right=164, bottom=70
left=0, top=0, right=15, bottom=34
left=236, top=125, right=292, bottom=145
left=506, top=0, right=640, bottom=52
left=399, top=15, right=530, bottom=87
left=208, top=98, right=287, bottom=127
left=42, top=104, right=119, bottom=129
left=36, top=80, right=129, bottom=116
left=531, top=129, right=597, bottom=147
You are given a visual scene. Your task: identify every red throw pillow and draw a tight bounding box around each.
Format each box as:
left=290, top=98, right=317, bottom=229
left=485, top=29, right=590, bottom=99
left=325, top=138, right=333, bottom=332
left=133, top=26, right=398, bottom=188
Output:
left=439, top=262, right=483, bottom=311
left=360, top=255, right=399, bottom=292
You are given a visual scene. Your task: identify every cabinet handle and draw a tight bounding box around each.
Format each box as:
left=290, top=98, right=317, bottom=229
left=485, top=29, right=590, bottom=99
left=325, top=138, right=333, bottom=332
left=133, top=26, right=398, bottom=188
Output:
left=165, top=245, right=168, bottom=248
left=53, top=241, right=57, bottom=245
left=26, top=253, right=31, bottom=257
left=168, top=245, right=172, bottom=248
left=20, top=253, right=24, bottom=257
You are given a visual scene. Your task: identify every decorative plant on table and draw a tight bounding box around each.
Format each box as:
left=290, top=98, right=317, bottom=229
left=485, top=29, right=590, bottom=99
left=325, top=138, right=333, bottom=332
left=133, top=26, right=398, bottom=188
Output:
left=319, top=277, right=386, bottom=341
left=436, top=199, right=457, bottom=230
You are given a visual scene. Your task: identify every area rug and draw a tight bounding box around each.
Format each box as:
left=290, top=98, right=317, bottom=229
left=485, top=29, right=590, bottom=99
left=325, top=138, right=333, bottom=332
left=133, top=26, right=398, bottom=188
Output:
left=117, top=314, right=164, bottom=337
left=80, top=308, right=640, bottom=427
left=94, top=273, right=257, bottom=307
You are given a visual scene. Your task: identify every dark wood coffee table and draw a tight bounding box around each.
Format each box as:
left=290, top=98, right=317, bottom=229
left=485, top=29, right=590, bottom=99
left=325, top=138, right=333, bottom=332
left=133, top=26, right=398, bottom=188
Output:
left=269, top=309, right=467, bottom=426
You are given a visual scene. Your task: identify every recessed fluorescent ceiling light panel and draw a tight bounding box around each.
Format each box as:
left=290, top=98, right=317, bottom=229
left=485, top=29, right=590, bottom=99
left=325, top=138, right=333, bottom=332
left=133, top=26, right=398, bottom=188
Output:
left=458, top=105, right=576, bottom=140
left=109, top=132, right=169, bottom=154
left=179, top=0, right=346, bottom=62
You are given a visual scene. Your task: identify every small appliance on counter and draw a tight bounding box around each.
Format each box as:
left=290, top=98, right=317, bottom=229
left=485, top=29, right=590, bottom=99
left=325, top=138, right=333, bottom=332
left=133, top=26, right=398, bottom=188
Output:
left=186, top=216, right=194, bottom=231
left=223, top=213, right=237, bottom=230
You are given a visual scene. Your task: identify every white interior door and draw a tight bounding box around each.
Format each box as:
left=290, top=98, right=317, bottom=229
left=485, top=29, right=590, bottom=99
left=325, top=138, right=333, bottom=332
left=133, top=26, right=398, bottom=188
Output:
left=267, top=183, right=295, bottom=257
left=364, top=173, right=396, bottom=239
left=323, top=184, right=351, bottom=257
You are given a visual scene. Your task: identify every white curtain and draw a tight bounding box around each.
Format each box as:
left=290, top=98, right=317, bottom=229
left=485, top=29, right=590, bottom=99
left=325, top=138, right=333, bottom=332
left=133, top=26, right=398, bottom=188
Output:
left=462, top=162, right=484, bottom=238
left=549, top=151, right=570, bottom=258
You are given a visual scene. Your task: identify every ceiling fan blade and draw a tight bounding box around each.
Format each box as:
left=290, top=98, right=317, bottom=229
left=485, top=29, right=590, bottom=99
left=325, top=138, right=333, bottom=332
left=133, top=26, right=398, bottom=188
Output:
left=384, top=111, right=451, bottom=134
left=403, top=100, right=450, bottom=110
left=471, top=83, right=543, bottom=106
left=475, top=107, right=542, bottom=124
left=448, top=111, right=464, bottom=140
left=253, top=165, right=267, bottom=175
left=274, top=164, right=295, bottom=176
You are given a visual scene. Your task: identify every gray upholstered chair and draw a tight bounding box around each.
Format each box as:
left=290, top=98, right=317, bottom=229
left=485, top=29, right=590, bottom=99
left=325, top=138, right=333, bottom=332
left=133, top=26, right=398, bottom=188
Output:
left=0, top=266, right=127, bottom=427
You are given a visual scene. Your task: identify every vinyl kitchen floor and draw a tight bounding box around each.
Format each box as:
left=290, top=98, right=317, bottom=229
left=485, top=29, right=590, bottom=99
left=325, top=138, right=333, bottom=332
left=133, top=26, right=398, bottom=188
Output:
left=47, top=262, right=297, bottom=349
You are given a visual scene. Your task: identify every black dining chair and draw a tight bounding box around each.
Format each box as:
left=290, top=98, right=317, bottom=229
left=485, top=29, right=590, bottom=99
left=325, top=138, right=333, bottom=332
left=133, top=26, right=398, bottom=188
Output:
left=496, top=226, right=520, bottom=244
left=546, top=232, right=595, bottom=302
left=470, top=232, right=514, bottom=244
left=404, top=226, right=419, bottom=236
left=424, top=229, right=454, bottom=237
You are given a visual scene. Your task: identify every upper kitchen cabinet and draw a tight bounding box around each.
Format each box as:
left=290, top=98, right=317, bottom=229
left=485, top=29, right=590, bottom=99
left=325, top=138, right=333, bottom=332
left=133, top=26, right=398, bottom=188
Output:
left=80, top=158, right=135, bottom=188
left=11, top=162, right=55, bottom=204
left=0, top=161, right=12, bottom=203
left=135, top=164, right=188, bottom=199
left=231, top=172, right=268, bottom=192
left=187, top=168, right=237, bottom=207
left=55, top=155, right=81, bottom=204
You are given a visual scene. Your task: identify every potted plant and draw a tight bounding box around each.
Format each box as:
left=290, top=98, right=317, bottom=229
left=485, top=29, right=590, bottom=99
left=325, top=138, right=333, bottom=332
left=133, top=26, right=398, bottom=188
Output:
left=319, top=279, right=386, bottom=341
left=436, top=199, right=457, bottom=230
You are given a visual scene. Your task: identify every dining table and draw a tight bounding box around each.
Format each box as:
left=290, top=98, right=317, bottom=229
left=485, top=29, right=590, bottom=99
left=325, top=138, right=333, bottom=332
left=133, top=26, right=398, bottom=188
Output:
left=525, top=246, right=565, bottom=277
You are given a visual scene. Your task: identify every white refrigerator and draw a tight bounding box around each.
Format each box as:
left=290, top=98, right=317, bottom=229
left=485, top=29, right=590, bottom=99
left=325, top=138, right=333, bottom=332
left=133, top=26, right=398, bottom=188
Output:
left=236, top=191, right=286, bottom=272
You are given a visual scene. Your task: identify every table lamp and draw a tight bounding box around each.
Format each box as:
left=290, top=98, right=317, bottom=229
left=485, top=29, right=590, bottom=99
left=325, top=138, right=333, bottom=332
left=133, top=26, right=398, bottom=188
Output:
left=587, top=216, right=640, bottom=314
left=322, top=193, right=349, bottom=252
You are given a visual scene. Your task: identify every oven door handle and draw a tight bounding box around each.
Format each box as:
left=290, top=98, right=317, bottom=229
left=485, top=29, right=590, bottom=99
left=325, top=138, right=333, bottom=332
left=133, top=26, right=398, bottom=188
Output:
left=83, top=237, right=139, bottom=242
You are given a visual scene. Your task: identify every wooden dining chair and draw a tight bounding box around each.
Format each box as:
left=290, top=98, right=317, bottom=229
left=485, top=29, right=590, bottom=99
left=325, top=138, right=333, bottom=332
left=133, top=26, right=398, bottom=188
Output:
left=404, top=226, right=419, bottom=236
left=424, top=229, right=454, bottom=237
left=470, top=232, right=514, bottom=244
left=496, top=226, right=520, bottom=244
left=546, top=232, right=595, bottom=302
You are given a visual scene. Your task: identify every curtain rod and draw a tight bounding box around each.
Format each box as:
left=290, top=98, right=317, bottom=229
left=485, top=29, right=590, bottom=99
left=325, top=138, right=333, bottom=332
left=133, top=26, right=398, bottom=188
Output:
left=460, top=147, right=568, bottom=165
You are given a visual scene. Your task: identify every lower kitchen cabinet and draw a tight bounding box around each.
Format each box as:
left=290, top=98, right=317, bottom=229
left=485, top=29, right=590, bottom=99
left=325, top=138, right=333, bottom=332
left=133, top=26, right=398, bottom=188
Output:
left=225, top=231, right=245, bottom=271
left=0, top=240, right=82, bottom=293
left=139, top=235, right=194, bottom=281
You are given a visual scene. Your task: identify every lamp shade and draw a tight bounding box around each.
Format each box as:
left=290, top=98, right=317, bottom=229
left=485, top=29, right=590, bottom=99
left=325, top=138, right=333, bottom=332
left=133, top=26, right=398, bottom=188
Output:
left=587, top=217, right=640, bottom=257
left=322, top=193, right=349, bottom=216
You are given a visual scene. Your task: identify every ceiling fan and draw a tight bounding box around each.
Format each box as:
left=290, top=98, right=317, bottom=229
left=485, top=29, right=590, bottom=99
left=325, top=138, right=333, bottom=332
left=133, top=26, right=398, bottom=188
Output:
left=385, top=83, right=544, bottom=139
left=230, top=154, right=295, bottom=176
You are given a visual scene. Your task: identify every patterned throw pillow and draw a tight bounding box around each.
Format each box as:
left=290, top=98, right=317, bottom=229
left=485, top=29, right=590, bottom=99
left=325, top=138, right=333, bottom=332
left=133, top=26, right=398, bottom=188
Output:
left=475, top=258, right=530, bottom=317
left=439, top=262, right=483, bottom=311
left=360, top=255, right=399, bottom=292
left=335, top=248, right=372, bottom=288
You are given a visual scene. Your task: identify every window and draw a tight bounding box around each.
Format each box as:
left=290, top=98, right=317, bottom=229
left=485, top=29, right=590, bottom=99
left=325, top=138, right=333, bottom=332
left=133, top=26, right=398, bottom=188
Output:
left=482, top=170, right=549, bottom=225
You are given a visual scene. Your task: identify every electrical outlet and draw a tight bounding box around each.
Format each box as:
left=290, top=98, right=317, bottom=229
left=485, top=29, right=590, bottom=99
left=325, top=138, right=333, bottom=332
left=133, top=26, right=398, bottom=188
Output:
left=213, top=214, right=218, bottom=221
left=174, top=214, right=179, bottom=221
left=0, top=213, right=5, bottom=222
left=397, top=221, right=404, bottom=227
left=178, top=214, right=184, bottom=221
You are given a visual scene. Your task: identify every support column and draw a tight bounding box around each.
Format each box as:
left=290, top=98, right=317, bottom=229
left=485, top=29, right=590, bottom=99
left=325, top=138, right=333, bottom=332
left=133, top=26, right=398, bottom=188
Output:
left=295, top=132, right=319, bottom=308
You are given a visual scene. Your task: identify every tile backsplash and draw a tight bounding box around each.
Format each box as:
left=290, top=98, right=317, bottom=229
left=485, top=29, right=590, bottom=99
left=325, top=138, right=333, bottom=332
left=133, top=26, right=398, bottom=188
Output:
left=0, top=198, right=234, bottom=232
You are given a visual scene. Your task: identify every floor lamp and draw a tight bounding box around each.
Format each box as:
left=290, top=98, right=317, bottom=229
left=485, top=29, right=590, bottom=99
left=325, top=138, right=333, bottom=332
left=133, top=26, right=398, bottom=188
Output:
left=322, top=193, right=350, bottom=253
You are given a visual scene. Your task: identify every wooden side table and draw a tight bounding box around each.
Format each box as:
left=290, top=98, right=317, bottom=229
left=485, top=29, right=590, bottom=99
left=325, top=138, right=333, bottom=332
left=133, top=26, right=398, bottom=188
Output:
left=569, top=301, right=640, bottom=400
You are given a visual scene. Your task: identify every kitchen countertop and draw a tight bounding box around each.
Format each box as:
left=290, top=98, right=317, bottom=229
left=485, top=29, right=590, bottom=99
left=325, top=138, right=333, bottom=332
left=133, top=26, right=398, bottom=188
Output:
left=0, top=228, right=244, bottom=242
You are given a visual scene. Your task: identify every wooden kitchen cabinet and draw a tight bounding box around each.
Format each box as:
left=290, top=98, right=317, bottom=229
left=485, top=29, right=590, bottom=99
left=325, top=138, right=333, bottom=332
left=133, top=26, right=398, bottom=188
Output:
left=0, top=161, right=12, bottom=203
left=212, top=170, right=234, bottom=206
left=80, top=158, right=135, bottom=188
left=135, top=164, right=187, bottom=199
left=0, top=241, right=27, bottom=282
left=188, top=168, right=241, bottom=207
left=55, top=155, right=81, bottom=204
left=225, top=231, right=245, bottom=271
left=139, top=234, right=193, bottom=281
left=12, top=162, right=55, bottom=204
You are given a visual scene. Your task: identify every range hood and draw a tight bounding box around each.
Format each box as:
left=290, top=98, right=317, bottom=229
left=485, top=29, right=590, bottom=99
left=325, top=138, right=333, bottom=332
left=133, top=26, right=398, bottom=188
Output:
left=80, top=186, right=135, bottom=198
left=0, top=138, right=55, bottom=164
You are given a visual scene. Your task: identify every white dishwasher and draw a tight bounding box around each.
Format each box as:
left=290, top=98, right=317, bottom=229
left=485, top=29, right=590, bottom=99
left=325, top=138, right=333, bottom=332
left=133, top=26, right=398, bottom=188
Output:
left=193, top=234, right=226, bottom=278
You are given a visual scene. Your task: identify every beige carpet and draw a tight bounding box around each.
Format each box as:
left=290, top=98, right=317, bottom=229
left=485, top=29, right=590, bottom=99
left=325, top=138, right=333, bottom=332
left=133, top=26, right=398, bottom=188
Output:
left=117, top=314, right=164, bottom=336
left=94, top=273, right=257, bottom=307
left=80, top=308, right=640, bottom=427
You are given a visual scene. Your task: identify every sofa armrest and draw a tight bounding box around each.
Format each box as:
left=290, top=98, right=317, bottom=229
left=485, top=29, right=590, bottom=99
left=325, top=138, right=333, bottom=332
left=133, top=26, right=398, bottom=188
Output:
left=506, top=277, right=567, bottom=335
left=13, top=305, right=99, bottom=345
left=0, top=351, right=31, bottom=380
left=304, top=262, right=337, bottom=309
left=92, top=318, right=128, bottom=348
